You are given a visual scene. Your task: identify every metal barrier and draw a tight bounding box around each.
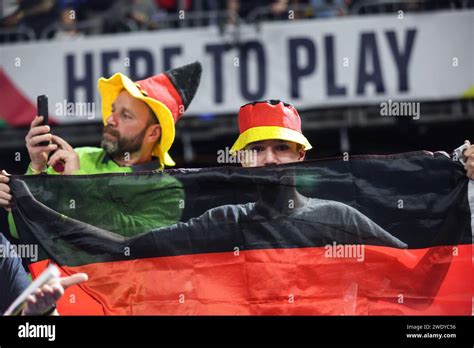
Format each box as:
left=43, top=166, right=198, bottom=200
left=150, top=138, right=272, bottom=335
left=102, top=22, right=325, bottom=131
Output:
left=2, top=0, right=472, bottom=43
left=39, top=16, right=139, bottom=40
left=38, top=9, right=242, bottom=40
left=246, top=3, right=343, bottom=23
left=0, top=26, right=36, bottom=43
left=351, top=0, right=468, bottom=14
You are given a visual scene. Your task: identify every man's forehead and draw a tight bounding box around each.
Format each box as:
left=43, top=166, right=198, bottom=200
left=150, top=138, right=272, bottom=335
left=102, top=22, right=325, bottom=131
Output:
left=113, top=90, right=147, bottom=110
left=114, top=90, right=134, bottom=103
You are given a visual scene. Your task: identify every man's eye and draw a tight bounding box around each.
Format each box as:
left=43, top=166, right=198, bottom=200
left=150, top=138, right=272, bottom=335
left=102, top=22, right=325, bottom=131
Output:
left=276, top=145, right=290, bottom=151
left=251, top=146, right=264, bottom=152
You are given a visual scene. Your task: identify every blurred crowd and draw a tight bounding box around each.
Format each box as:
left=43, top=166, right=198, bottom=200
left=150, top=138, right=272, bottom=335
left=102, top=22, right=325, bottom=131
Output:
left=0, top=0, right=472, bottom=42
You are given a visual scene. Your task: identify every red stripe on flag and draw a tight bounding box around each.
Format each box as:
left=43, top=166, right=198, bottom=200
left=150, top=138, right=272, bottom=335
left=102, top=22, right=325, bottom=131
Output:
left=30, top=244, right=473, bottom=315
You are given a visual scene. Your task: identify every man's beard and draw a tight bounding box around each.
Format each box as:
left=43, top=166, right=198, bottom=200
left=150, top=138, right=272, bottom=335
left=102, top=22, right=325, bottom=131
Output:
left=101, top=125, right=147, bottom=158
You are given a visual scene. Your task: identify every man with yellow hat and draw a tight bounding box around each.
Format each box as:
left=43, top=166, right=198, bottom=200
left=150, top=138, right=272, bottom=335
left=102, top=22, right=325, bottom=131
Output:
left=35, top=61, right=201, bottom=174
left=1, top=61, right=202, bottom=238
left=230, top=99, right=311, bottom=168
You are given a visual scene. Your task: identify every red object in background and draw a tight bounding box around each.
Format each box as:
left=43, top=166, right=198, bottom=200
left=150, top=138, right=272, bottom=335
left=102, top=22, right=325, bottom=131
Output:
left=156, top=0, right=191, bottom=10
left=0, top=69, right=56, bottom=127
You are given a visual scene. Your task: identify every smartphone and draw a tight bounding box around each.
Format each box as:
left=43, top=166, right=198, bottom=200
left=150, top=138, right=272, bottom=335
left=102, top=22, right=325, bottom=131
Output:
left=37, top=95, right=49, bottom=146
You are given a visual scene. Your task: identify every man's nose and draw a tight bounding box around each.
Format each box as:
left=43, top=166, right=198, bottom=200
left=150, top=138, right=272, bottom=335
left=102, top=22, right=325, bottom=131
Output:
left=262, top=148, right=278, bottom=166
left=105, top=113, right=117, bottom=127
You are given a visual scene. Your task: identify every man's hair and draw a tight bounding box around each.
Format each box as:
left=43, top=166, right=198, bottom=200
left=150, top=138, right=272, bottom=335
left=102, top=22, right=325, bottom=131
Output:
left=145, top=104, right=159, bottom=127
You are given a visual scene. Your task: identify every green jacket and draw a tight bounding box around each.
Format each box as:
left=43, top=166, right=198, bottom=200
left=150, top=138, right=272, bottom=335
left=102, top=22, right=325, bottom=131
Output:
left=9, top=147, right=184, bottom=238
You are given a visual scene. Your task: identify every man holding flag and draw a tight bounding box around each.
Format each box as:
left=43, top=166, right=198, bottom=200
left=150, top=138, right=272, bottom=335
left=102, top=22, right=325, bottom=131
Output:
left=141, top=99, right=407, bottom=248
left=0, top=62, right=202, bottom=315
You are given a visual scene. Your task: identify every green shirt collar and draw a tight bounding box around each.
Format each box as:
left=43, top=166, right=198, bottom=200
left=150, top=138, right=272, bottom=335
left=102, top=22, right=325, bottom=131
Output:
left=102, top=153, right=161, bottom=172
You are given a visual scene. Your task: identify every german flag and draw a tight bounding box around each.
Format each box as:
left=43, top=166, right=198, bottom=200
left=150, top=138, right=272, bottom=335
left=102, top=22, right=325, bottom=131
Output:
left=10, top=151, right=473, bottom=315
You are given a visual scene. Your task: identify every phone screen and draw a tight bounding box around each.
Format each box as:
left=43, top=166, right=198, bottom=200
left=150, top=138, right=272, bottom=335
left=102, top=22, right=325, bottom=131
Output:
left=37, top=95, right=49, bottom=146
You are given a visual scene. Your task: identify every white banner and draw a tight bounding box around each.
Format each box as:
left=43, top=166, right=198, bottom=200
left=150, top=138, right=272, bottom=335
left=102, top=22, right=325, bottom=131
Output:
left=1, top=10, right=473, bottom=124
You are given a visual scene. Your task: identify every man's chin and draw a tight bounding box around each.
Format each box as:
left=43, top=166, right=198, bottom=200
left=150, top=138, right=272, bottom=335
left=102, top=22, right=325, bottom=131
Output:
left=101, top=140, right=119, bottom=156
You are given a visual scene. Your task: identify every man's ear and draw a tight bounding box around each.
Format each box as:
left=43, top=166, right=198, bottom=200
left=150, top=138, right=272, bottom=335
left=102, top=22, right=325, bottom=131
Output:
left=146, top=124, right=161, bottom=144
left=298, top=149, right=306, bottom=161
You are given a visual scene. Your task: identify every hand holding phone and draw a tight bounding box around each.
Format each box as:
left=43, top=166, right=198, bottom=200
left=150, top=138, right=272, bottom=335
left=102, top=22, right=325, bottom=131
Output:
left=25, top=95, right=58, bottom=172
